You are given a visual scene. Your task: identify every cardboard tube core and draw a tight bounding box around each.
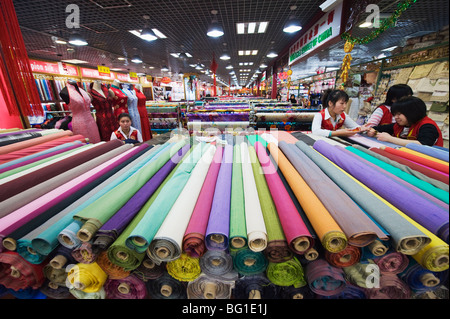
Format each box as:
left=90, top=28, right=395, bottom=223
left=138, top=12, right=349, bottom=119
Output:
left=50, top=255, right=68, bottom=269
left=210, top=234, right=224, bottom=244
left=249, top=290, right=261, bottom=299
left=204, top=282, right=217, bottom=299
left=292, top=237, right=310, bottom=252
left=161, top=284, right=173, bottom=297
left=118, top=283, right=130, bottom=294
left=2, top=238, right=16, bottom=251
left=421, top=273, right=440, bottom=287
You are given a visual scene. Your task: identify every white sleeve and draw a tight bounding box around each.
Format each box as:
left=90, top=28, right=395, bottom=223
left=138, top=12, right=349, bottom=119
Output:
left=110, top=131, right=117, bottom=140
left=311, top=113, right=331, bottom=137
left=343, top=113, right=360, bottom=130
left=137, top=130, right=143, bottom=143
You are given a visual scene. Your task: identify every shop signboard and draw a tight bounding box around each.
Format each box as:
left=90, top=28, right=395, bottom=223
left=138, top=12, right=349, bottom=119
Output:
left=289, top=1, right=343, bottom=66
left=30, top=59, right=79, bottom=76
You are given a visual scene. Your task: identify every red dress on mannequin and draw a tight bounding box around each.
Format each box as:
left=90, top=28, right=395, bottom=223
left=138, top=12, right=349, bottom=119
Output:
left=90, top=83, right=116, bottom=141
left=110, top=85, right=128, bottom=118
left=135, top=87, right=152, bottom=141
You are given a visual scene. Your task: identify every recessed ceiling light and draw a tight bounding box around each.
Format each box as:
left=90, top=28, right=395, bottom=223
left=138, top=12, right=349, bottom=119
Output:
left=55, top=39, right=67, bottom=45
left=118, top=57, right=126, bottom=61
left=258, top=22, right=268, bottom=33
left=68, top=33, right=88, bottom=46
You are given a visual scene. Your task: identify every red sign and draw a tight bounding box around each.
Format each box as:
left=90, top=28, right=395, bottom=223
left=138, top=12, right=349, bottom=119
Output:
left=30, top=60, right=79, bottom=76
left=161, top=77, right=171, bottom=84
left=81, top=67, right=115, bottom=80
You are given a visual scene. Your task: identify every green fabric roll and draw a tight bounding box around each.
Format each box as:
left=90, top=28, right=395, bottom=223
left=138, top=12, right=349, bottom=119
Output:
left=231, top=247, right=268, bottom=276
left=126, top=142, right=208, bottom=253
left=248, top=144, right=292, bottom=263
left=266, top=257, right=306, bottom=288
left=73, top=140, right=188, bottom=242
left=345, top=146, right=449, bottom=205
left=0, top=144, right=89, bottom=179
left=229, top=144, right=247, bottom=250
left=246, top=134, right=268, bottom=148
left=107, top=147, right=193, bottom=271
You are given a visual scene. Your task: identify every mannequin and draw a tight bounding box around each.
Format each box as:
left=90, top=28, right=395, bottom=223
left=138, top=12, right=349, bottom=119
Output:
left=109, top=79, right=129, bottom=117
left=121, top=83, right=142, bottom=134
left=89, top=80, right=116, bottom=141
left=60, top=80, right=101, bottom=143
left=134, top=84, right=152, bottom=141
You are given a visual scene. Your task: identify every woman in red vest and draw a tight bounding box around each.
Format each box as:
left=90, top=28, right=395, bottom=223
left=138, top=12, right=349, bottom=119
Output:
left=367, top=96, right=443, bottom=146
left=312, top=89, right=367, bottom=137
left=110, top=113, right=143, bottom=144
left=364, top=84, right=413, bottom=128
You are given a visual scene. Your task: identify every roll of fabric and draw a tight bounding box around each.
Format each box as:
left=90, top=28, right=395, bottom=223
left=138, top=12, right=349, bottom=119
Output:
left=373, top=250, right=410, bottom=275
left=0, top=251, right=46, bottom=291
left=325, top=245, right=361, bottom=268
left=400, top=147, right=449, bottom=166
left=47, top=245, right=76, bottom=271
left=266, top=257, right=306, bottom=288
left=313, top=140, right=449, bottom=243
left=229, top=144, right=247, bottom=250
left=0, top=142, right=83, bottom=175
left=0, top=130, right=73, bottom=155
left=126, top=142, right=209, bottom=253
left=296, top=140, right=434, bottom=257
left=305, top=258, right=347, bottom=297
left=353, top=145, right=448, bottom=192
left=205, top=145, right=233, bottom=251
left=281, top=141, right=387, bottom=247
left=66, top=262, right=107, bottom=293
left=253, top=112, right=316, bottom=122
left=369, top=147, right=449, bottom=185
left=0, top=143, right=132, bottom=221
left=233, top=274, right=279, bottom=299
left=7, top=287, right=47, bottom=299
left=94, top=143, right=191, bottom=250
left=267, top=142, right=347, bottom=253
left=231, top=248, right=268, bottom=276
left=199, top=250, right=234, bottom=279
left=147, top=144, right=215, bottom=264
left=342, top=262, right=377, bottom=288
left=254, top=141, right=314, bottom=255
left=40, top=280, right=71, bottom=299
left=406, top=143, right=449, bottom=162
left=188, top=121, right=250, bottom=131
left=0, top=141, right=82, bottom=172
left=57, top=221, right=83, bottom=251
left=69, top=287, right=106, bottom=299
left=0, top=131, right=42, bottom=147
left=382, top=146, right=449, bottom=175
left=107, top=148, right=192, bottom=271
left=0, top=134, right=87, bottom=164
left=166, top=253, right=202, bottom=282
left=346, top=146, right=449, bottom=204
left=0, top=139, right=123, bottom=201
left=248, top=144, right=292, bottom=263
left=366, top=273, right=411, bottom=299
left=279, top=285, right=315, bottom=299
left=240, top=143, right=267, bottom=252
left=104, top=274, right=147, bottom=299
left=132, top=257, right=165, bottom=281
left=0, top=144, right=136, bottom=251
left=71, top=242, right=100, bottom=264
left=399, top=259, right=447, bottom=293
left=183, top=146, right=223, bottom=257
left=186, top=273, right=235, bottom=299
left=146, top=272, right=187, bottom=299
left=319, top=283, right=368, bottom=299
left=75, top=141, right=186, bottom=243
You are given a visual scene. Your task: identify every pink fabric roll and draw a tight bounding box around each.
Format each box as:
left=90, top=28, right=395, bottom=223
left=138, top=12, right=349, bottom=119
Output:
left=0, top=130, right=73, bottom=155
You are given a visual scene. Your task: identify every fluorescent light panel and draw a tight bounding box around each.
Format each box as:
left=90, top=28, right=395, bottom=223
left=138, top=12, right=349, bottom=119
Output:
left=129, top=29, right=167, bottom=40
left=236, top=22, right=269, bottom=34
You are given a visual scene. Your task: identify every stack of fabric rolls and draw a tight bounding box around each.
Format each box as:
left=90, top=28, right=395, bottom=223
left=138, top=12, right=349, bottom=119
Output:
left=0, top=127, right=448, bottom=299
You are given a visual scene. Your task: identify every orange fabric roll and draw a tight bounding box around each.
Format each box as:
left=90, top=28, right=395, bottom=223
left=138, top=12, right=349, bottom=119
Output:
left=382, top=147, right=449, bottom=175
left=0, top=130, right=73, bottom=155
left=267, top=142, right=347, bottom=253
left=398, top=147, right=449, bottom=166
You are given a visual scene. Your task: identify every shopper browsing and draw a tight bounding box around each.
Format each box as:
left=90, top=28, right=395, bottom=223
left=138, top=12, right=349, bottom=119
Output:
left=110, top=113, right=143, bottom=144
left=311, top=89, right=368, bottom=137
left=363, top=84, right=414, bottom=128
left=367, top=96, right=443, bottom=146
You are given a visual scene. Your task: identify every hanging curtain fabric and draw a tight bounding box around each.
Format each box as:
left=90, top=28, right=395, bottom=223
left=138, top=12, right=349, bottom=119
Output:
left=0, top=0, right=43, bottom=118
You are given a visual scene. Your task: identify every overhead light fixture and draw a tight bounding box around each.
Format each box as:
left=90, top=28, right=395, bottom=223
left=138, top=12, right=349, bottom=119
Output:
left=220, top=52, right=231, bottom=60
left=207, top=10, right=224, bottom=37
left=260, top=63, right=268, bottom=68
left=61, top=59, right=88, bottom=64
left=226, top=64, right=234, bottom=69
left=68, top=33, right=88, bottom=46
left=283, top=6, right=302, bottom=33
left=178, top=52, right=189, bottom=60
left=131, top=55, right=143, bottom=63
left=381, top=46, right=399, bottom=52
left=267, top=50, right=278, bottom=58
left=161, top=65, right=169, bottom=72
left=140, top=28, right=157, bottom=41
left=55, top=38, right=67, bottom=45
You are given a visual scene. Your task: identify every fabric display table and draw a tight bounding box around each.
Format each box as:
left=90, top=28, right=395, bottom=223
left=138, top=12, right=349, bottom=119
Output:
left=0, top=128, right=448, bottom=300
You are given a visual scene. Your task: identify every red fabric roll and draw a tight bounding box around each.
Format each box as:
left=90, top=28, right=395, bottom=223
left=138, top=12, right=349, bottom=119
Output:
left=0, top=251, right=46, bottom=291
left=0, top=134, right=87, bottom=164
left=324, top=245, right=361, bottom=268
left=369, top=147, right=449, bottom=185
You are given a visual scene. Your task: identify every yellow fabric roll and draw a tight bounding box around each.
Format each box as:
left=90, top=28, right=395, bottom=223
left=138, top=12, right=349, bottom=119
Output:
left=67, top=262, right=108, bottom=293
left=166, top=253, right=201, bottom=282
left=398, top=147, right=449, bottom=166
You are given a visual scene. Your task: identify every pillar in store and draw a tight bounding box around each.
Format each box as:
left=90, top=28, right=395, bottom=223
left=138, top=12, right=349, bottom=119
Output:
left=271, top=65, right=278, bottom=99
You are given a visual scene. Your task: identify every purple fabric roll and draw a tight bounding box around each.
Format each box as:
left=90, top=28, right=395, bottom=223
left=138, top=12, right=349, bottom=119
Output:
left=0, top=143, right=82, bottom=174
left=205, top=144, right=233, bottom=251
left=93, top=143, right=191, bottom=249
left=313, top=140, right=449, bottom=243
left=306, top=258, right=347, bottom=296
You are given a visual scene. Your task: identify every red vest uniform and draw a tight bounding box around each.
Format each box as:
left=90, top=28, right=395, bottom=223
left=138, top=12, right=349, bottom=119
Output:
left=320, top=109, right=346, bottom=131
left=377, top=105, right=394, bottom=125
left=113, top=129, right=139, bottom=142
left=393, top=116, right=443, bottom=146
